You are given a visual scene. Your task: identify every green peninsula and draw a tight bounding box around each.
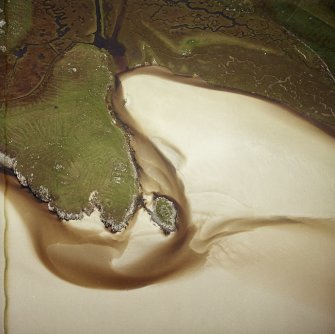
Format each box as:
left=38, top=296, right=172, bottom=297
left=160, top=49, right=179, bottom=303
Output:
left=1, top=44, right=138, bottom=230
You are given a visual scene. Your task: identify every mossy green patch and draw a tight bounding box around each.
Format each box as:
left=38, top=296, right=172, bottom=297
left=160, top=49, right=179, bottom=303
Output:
left=0, top=0, right=32, bottom=50
left=265, top=0, right=335, bottom=74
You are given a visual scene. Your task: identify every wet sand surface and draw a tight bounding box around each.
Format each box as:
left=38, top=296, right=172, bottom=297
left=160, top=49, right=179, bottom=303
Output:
left=1, top=68, right=335, bottom=333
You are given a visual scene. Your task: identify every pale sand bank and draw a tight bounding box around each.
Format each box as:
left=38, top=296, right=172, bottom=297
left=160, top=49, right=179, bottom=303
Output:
left=2, top=177, right=335, bottom=333
left=121, top=71, right=335, bottom=227
left=1, top=70, right=335, bottom=333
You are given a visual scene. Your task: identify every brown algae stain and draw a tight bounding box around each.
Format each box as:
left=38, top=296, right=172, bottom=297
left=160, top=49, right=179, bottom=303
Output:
left=3, top=169, right=335, bottom=309
left=1, top=172, right=203, bottom=289
left=1, top=67, right=335, bottom=296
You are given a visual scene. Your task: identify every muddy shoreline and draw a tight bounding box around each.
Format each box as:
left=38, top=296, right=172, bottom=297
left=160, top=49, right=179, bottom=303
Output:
left=1, top=66, right=335, bottom=291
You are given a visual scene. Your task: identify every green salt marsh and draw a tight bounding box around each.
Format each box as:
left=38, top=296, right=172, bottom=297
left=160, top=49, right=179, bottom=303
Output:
left=0, top=44, right=138, bottom=230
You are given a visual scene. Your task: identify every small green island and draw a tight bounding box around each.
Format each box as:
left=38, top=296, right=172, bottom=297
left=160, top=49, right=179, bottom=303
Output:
left=149, top=196, right=178, bottom=233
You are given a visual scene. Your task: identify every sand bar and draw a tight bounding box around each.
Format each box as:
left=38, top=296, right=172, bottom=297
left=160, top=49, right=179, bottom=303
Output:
left=1, top=70, right=335, bottom=333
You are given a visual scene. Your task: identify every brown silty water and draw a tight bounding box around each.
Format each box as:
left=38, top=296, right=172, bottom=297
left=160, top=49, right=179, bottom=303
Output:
left=2, top=67, right=335, bottom=292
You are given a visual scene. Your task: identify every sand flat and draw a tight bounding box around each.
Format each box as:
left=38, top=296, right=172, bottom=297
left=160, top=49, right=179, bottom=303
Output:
left=1, top=178, right=335, bottom=333
left=1, top=70, right=335, bottom=333
left=121, top=71, right=335, bottom=227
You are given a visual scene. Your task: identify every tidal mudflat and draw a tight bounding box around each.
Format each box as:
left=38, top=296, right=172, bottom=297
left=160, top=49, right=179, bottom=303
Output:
left=1, top=71, right=335, bottom=333
left=1, top=1, right=335, bottom=333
